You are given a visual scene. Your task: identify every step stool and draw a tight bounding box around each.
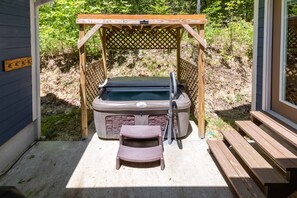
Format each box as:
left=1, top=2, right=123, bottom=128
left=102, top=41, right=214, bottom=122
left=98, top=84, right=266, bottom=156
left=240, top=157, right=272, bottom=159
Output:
left=116, top=125, right=165, bottom=170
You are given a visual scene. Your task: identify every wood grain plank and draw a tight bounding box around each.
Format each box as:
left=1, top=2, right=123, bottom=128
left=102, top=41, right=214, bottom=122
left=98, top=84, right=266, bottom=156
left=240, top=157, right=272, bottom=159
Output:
left=176, top=29, right=181, bottom=80
left=182, top=24, right=206, bottom=48
left=197, top=24, right=205, bottom=138
left=77, top=24, right=102, bottom=49
left=251, top=111, right=297, bottom=148
left=77, top=19, right=207, bottom=25
left=99, top=29, right=108, bottom=78
left=4, top=57, right=32, bottom=72
left=208, top=140, right=265, bottom=198
left=221, top=129, right=288, bottom=185
left=78, top=14, right=207, bottom=20
left=79, top=24, right=88, bottom=139
left=236, top=120, right=297, bottom=171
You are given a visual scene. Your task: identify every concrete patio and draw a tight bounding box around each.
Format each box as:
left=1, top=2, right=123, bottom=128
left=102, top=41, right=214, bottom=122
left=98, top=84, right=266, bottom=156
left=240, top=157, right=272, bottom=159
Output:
left=0, top=121, right=233, bottom=198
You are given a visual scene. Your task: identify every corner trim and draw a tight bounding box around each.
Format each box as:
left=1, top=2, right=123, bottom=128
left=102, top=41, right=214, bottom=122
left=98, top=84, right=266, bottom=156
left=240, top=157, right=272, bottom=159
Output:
left=262, top=0, right=273, bottom=111
left=0, top=122, right=35, bottom=175
left=252, top=0, right=259, bottom=111
left=30, top=0, right=54, bottom=140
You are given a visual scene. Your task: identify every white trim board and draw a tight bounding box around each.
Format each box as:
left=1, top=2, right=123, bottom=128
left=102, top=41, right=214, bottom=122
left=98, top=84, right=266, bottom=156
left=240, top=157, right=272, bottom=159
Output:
left=261, top=0, right=297, bottom=130
left=278, top=0, right=297, bottom=110
left=267, top=110, right=297, bottom=130
left=30, top=0, right=54, bottom=140
left=262, top=0, right=273, bottom=111
left=0, top=122, right=35, bottom=174
left=252, top=0, right=259, bottom=111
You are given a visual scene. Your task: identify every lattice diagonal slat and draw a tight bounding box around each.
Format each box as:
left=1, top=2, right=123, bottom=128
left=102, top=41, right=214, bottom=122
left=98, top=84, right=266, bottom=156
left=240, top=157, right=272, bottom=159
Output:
left=288, top=27, right=297, bottom=51
left=180, top=58, right=198, bottom=118
left=86, top=60, right=106, bottom=109
left=105, top=28, right=177, bottom=50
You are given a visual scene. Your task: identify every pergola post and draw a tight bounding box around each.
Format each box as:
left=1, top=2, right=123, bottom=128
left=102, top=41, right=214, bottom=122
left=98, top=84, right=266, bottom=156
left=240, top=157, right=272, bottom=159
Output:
left=197, top=24, right=205, bottom=138
left=99, top=29, right=108, bottom=78
left=176, top=29, right=181, bottom=80
left=79, top=24, right=88, bottom=139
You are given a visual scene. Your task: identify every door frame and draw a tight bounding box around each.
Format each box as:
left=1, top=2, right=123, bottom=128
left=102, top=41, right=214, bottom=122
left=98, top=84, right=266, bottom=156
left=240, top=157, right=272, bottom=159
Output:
left=30, top=0, right=54, bottom=140
left=262, top=0, right=297, bottom=129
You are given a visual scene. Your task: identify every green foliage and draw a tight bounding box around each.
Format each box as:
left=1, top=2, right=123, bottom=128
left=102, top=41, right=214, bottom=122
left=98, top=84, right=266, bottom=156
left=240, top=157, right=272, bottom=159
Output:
left=288, top=2, right=297, bottom=17
left=39, top=0, right=254, bottom=57
left=39, top=0, right=86, bottom=53
left=202, top=0, right=254, bottom=25
left=148, top=0, right=170, bottom=14
left=206, top=19, right=253, bottom=61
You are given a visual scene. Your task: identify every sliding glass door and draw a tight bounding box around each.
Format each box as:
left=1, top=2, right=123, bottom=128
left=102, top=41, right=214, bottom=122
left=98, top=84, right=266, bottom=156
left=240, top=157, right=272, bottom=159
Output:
left=271, top=0, right=297, bottom=123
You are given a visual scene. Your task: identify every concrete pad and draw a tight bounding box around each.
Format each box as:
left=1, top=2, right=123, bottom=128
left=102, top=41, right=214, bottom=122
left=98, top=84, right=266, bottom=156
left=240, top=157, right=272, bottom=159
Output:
left=0, top=121, right=233, bottom=198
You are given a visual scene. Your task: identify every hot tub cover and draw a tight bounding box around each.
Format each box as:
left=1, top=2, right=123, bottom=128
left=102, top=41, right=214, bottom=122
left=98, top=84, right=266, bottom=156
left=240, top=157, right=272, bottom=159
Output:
left=103, top=77, right=184, bottom=88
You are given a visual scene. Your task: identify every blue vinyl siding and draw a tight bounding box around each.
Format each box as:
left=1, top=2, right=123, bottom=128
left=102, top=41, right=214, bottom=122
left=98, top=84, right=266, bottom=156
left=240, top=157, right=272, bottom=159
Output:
left=256, top=0, right=265, bottom=110
left=0, top=0, right=32, bottom=145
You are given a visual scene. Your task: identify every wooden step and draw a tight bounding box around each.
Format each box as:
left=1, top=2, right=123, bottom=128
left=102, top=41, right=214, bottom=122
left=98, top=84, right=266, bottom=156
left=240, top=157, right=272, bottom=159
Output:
left=236, top=120, right=297, bottom=172
left=116, top=145, right=164, bottom=170
left=221, top=129, right=288, bottom=186
left=251, top=111, right=297, bottom=148
left=208, top=140, right=265, bottom=198
left=120, top=125, right=162, bottom=139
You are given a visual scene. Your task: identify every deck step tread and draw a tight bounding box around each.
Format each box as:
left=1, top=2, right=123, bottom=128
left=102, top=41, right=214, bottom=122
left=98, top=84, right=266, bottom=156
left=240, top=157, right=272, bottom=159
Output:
left=120, top=125, right=162, bottom=139
left=251, top=111, right=297, bottom=148
left=117, top=145, right=163, bottom=163
left=221, top=129, right=288, bottom=185
left=208, top=140, right=265, bottom=198
left=236, top=120, right=297, bottom=171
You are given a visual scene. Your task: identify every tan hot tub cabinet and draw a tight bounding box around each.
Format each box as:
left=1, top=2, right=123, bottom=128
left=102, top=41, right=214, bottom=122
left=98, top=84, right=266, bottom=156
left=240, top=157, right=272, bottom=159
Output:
left=76, top=14, right=207, bottom=139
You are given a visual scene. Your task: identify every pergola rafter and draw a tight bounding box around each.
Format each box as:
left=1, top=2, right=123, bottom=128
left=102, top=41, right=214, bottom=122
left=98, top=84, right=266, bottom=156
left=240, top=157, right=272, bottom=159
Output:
left=77, top=14, right=207, bottom=139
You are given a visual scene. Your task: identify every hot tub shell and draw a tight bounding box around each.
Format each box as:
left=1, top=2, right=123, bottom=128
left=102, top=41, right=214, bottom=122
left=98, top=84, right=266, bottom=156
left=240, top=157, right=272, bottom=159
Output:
left=92, top=77, right=191, bottom=139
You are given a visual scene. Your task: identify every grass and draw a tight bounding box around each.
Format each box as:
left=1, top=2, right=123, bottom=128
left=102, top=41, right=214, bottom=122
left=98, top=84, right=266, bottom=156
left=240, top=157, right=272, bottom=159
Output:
left=41, top=108, right=93, bottom=141
left=205, top=111, right=250, bottom=140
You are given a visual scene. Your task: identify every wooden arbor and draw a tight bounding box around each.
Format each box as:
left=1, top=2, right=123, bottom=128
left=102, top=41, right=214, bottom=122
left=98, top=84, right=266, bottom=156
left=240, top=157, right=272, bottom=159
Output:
left=77, top=14, right=207, bottom=139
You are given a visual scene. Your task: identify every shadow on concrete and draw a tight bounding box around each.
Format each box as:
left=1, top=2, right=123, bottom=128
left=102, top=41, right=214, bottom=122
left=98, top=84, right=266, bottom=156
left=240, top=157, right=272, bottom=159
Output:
left=64, top=186, right=232, bottom=198
left=0, top=132, right=95, bottom=197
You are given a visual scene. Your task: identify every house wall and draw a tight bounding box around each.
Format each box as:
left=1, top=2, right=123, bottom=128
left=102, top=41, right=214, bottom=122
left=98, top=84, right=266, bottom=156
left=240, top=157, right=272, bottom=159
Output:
left=0, top=0, right=33, bottom=146
left=255, top=0, right=265, bottom=110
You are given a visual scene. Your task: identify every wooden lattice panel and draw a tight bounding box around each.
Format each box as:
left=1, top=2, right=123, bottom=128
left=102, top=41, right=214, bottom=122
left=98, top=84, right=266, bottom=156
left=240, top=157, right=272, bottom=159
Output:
left=86, top=60, right=106, bottom=109
left=286, top=55, right=297, bottom=105
left=105, top=28, right=177, bottom=50
left=288, top=27, right=297, bottom=51
left=180, top=58, right=198, bottom=118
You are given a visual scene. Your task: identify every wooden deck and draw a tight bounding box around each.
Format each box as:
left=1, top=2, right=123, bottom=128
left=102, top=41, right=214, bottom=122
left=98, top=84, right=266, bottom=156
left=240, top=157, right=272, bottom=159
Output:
left=208, top=111, right=297, bottom=197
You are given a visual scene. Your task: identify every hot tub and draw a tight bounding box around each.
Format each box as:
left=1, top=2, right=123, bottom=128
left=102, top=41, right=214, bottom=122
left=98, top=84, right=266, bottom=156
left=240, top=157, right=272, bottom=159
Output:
left=93, top=77, right=191, bottom=139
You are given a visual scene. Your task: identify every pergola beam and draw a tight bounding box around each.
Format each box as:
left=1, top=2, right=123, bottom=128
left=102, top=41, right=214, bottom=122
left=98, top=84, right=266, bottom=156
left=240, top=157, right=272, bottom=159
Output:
left=150, top=25, right=159, bottom=30
left=77, top=24, right=102, bottom=49
left=181, top=24, right=206, bottom=49
left=77, top=19, right=207, bottom=25
left=78, top=14, right=206, bottom=20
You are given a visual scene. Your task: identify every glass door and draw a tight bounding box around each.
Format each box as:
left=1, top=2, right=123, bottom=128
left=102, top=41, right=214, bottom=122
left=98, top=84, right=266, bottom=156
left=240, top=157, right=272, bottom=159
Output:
left=271, top=0, right=297, bottom=123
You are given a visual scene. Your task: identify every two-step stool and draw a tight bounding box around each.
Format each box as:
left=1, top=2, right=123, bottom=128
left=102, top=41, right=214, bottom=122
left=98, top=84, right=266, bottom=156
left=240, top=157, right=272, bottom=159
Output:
left=116, top=125, right=165, bottom=170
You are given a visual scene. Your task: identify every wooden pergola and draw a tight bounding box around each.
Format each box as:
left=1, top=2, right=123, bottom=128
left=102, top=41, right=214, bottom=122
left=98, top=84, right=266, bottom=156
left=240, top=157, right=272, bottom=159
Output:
left=77, top=14, right=207, bottom=139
